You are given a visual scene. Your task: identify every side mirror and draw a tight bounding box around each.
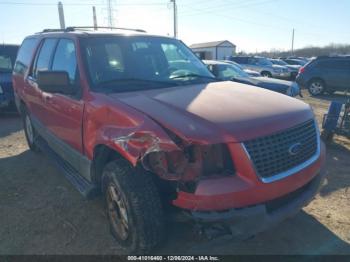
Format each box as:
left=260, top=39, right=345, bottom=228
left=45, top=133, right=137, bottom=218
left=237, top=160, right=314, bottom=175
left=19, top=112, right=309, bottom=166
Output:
left=37, top=71, right=74, bottom=95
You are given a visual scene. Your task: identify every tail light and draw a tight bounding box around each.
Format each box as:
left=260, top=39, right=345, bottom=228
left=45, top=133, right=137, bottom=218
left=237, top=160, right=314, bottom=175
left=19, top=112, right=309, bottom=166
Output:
left=299, top=66, right=305, bottom=74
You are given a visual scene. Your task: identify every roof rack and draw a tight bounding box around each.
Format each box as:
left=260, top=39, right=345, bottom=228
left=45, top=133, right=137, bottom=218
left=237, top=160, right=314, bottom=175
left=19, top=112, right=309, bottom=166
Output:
left=66, top=26, right=147, bottom=33
left=39, top=26, right=146, bottom=34
left=41, top=29, right=66, bottom=33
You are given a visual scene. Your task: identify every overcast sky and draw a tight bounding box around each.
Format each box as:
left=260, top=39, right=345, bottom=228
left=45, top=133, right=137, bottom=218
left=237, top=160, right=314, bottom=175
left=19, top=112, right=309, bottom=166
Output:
left=0, top=0, right=349, bottom=52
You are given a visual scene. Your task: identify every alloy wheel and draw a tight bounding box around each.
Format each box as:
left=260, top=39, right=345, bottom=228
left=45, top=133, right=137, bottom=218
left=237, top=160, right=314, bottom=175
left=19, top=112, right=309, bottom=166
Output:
left=107, top=184, right=129, bottom=241
left=309, top=81, right=324, bottom=95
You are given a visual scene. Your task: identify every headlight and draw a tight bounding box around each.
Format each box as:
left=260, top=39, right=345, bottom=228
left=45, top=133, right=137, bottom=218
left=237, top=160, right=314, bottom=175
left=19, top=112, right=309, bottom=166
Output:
left=144, top=144, right=235, bottom=179
left=0, top=85, right=3, bottom=94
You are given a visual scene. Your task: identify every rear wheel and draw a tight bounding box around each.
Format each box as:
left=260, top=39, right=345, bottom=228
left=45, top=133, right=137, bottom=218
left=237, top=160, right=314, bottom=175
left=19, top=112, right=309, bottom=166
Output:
left=102, top=160, right=165, bottom=254
left=22, top=107, right=40, bottom=152
left=261, top=71, right=272, bottom=78
left=308, top=79, right=325, bottom=96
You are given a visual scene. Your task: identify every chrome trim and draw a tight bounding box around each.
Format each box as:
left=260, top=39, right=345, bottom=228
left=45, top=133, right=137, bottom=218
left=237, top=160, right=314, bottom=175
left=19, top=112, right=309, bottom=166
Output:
left=242, top=119, right=321, bottom=184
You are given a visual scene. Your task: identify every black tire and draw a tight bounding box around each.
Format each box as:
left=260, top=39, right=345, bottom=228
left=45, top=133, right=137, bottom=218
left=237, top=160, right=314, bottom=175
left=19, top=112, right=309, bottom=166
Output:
left=102, top=159, right=165, bottom=254
left=261, top=71, right=272, bottom=78
left=22, top=107, right=40, bottom=152
left=308, top=78, right=325, bottom=96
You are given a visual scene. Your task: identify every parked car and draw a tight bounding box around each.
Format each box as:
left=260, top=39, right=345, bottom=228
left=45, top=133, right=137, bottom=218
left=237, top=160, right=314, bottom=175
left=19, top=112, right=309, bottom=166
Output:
left=229, top=56, right=290, bottom=79
left=221, top=60, right=261, bottom=77
left=288, top=57, right=311, bottom=63
left=296, top=56, right=350, bottom=96
left=14, top=27, right=326, bottom=254
left=0, top=44, right=19, bottom=111
left=204, top=60, right=300, bottom=97
left=282, top=58, right=307, bottom=66
left=269, top=59, right=300, bottom=80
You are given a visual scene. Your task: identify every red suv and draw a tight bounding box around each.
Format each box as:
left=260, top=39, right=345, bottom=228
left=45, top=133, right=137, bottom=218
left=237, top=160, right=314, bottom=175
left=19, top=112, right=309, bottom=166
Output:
left=13, top=27, right=326, bottom=254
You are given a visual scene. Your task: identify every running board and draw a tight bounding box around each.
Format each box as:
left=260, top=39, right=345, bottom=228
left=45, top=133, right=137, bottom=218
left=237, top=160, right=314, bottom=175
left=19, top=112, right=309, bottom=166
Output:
left=36, top=137, right=98, bottom=199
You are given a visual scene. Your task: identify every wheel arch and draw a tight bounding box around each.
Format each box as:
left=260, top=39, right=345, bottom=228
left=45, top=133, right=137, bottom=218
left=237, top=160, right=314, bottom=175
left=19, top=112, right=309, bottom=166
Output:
left=308, top=77, right=326, bottom=87
left=91, top=144, right=129, bottom=190
left=261, top=70, right=272, bottom=77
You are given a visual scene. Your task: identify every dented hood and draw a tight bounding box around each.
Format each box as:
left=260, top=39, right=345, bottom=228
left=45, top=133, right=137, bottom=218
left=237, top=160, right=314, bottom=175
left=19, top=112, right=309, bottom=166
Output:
left=111, top=81, right=314, bottom=143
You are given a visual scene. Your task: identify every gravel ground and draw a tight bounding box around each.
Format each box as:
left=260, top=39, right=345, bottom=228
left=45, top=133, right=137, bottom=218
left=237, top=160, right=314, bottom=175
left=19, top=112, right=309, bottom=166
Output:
left=0, top=91, right=349, bottom=255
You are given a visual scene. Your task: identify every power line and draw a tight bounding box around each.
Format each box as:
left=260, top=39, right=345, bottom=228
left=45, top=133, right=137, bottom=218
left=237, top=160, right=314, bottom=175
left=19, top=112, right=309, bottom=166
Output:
left=180, top=0, right=279, bottom=17
left=106, top=0, right=116, bottom=27
left=0, top=1, right=165, bottom=6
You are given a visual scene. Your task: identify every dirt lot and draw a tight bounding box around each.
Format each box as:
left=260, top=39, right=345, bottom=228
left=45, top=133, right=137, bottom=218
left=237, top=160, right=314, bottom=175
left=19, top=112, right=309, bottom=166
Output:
left=0, top=91, right=349, bottom=255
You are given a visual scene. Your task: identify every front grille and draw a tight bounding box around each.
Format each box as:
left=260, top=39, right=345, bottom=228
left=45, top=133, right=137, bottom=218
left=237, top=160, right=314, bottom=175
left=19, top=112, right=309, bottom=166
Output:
left=244, top=120, right=318, bottom=180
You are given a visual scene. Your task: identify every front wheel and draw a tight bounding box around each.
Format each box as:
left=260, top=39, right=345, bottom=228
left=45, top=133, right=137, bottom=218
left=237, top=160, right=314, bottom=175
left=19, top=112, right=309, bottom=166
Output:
left=308, top=79, right=325, bottom=96
left=102, top=160, right=165, bottom=254
left=261, top=71, right=272, bottom=78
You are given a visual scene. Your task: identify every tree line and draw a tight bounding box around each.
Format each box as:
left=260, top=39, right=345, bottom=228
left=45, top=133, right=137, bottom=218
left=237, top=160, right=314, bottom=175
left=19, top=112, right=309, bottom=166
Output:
left=239, top=43, right=350, bottom=58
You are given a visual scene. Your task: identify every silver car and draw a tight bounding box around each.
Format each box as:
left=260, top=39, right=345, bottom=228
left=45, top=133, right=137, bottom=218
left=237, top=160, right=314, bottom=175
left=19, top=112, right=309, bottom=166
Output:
left=229, top=56, right=291, bottom=79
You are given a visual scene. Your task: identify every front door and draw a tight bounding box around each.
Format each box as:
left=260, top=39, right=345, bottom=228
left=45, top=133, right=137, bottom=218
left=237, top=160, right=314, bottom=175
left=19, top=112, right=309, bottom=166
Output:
left=38, top=38, right=86, bottom=176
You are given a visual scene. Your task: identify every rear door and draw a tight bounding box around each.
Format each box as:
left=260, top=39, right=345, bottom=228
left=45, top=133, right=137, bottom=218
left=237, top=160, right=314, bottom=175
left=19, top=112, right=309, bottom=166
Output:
left=40, top=38, right=85, bottom=158
left=331, top=60, right=350, bottom=90
left=321, top=59, right=350, bottom=90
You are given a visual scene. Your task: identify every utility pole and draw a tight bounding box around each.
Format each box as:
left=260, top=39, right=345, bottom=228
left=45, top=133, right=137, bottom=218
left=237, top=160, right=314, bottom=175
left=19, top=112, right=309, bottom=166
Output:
left=291, top=28, right=295, bottom=56
left=58, top=1, right=65, bottom=29
left=107, top=0, right=115, bottom=27
left=92, top=6, right=98, bottom=30
left=170, top=0, right=177, bottom=38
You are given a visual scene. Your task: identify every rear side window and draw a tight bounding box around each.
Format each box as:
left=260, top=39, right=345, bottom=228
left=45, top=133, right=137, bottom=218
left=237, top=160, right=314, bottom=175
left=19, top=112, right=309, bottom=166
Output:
left=316, top=59, right=349, bottom=69
left=52, top=39, right=77, bottom=82
left=330, top=60, right=350, bottom=69
left=14, top=38, right=39, bottom=75
left=32, top=38, right=57, bottom=79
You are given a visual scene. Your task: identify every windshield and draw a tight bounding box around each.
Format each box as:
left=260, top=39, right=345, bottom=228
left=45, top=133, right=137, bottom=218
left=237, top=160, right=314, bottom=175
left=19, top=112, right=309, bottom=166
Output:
left=271, top=59, right=287, bottom=66
left=81, top=36, right=216, bottom=92
left=215, top=63, right=249, bottom=80
left=0, top=47, right=18, bottom=73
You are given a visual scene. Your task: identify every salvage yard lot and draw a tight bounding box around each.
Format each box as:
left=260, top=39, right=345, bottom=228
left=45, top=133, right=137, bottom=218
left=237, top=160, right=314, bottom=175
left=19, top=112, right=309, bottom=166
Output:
left=0, top=91, right=349, bottom=255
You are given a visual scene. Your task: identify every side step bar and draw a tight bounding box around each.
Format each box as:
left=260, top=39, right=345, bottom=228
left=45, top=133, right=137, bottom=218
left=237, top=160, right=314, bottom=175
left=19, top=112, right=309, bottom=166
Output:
left=36, top=137, right=98, bottom=199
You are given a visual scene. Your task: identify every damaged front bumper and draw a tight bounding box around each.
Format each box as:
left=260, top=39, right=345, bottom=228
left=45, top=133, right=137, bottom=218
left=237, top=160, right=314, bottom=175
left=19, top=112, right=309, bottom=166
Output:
left=189, top=170, right=325, bottom=238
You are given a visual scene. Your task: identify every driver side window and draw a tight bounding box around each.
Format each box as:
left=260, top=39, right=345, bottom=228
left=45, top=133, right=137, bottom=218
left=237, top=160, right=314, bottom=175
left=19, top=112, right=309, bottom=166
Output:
left=52, top=39, right=78, bottom=84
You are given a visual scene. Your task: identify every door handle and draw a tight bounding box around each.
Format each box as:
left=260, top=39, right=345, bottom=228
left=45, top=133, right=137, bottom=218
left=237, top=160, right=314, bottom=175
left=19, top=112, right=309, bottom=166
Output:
left=43, top=94, right=52, bottom=103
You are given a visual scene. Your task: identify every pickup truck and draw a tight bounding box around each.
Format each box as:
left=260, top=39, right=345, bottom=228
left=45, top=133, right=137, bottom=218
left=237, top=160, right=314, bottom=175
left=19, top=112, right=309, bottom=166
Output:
left=13, top=27, right=326, bottom=254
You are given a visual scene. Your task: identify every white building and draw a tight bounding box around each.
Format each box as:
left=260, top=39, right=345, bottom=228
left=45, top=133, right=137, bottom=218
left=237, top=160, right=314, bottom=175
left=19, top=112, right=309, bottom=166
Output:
left=190, top=40, right=236, bottom=60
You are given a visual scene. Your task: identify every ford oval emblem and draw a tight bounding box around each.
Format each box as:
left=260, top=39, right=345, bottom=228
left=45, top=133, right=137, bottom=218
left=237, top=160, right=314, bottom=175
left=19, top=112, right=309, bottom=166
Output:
left=288, top=143, right=302, bottom=156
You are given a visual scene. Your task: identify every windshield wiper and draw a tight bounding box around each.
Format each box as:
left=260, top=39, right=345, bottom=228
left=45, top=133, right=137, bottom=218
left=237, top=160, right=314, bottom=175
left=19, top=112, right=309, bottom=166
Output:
left=96, top=78, right=180, bottom=93
left=98, top=78, right=176, bottom=86
left=170, top=73, right=217, bottom=80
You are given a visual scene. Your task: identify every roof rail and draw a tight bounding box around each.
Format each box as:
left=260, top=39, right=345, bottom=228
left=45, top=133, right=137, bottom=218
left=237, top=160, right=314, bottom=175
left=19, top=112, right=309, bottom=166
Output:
left=38, top=26, right=146, bottom=34
left=40, top=29, right=66, bottom=33
left=66, top=26, right=147, bottom=33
